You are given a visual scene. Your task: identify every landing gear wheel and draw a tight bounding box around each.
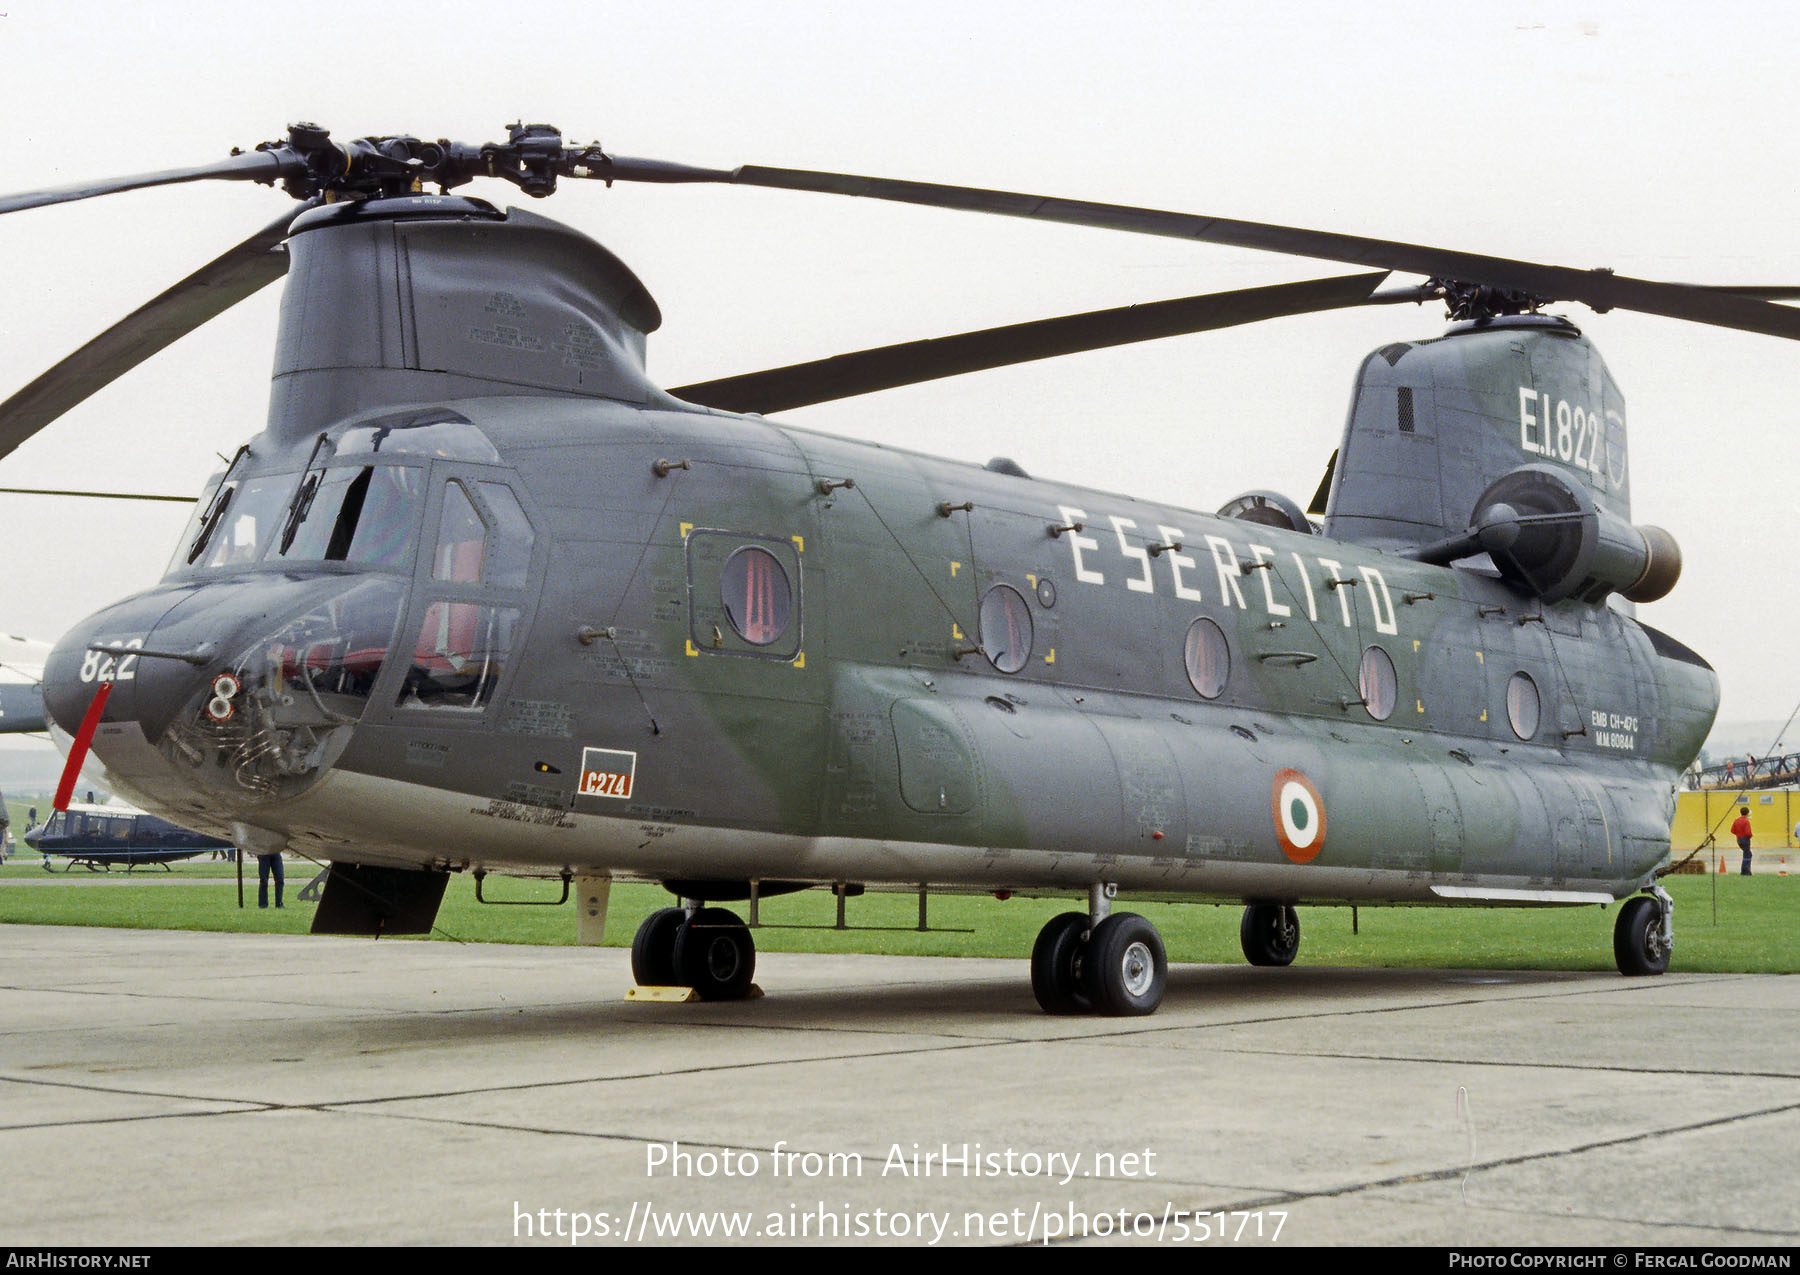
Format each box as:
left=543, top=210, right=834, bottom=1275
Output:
left=1240, top=903, right=1300, bottom=966
left=1030, top=912, right=1093, bottom=1015
left=1082, top=912, right=1167, bottom=1016
left=630, top=907, right=685, bottom=986
left=673, top=907, right=757, bottom=1000
left=1614, top=896, right=1670, bottom=976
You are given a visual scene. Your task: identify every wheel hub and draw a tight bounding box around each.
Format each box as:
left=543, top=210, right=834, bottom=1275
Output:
left=1120, top=941, right=1154, bottom=998
left=705, top=936, right=741, bottom=981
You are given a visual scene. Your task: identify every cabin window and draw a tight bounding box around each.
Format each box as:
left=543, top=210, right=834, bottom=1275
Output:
left=979, top=585, right=1033, bottom=674
left=1507, top=671, right=1541, bottom=740
left=687, top=532, right=803, bottom=659
left=720, top=546, right=794, bottom=647
left=1184, top=617, right=1230, bottom=699
left=1359, top=645, right=1397, bottom=721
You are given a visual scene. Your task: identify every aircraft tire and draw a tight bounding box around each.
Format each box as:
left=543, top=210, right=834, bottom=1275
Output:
left=673, top=907, right=757, bottom=1000
left=1240, top=903, right=1300, bottom=967
left=1030, top=912, right=1093, bottom=1014
left=1613, top=896, right=1670, bottom=977
left=631, top=907, right=686, bottom=987
left=1082, top=912, right=1166, bottom=1016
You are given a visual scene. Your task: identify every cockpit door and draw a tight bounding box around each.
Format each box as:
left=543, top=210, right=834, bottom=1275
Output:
left=370, top=464, right=544, bottom=720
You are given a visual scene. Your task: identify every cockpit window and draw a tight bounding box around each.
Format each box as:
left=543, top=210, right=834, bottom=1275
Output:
left=398, top=603, right=519, bottom=711
left=333, top=416, right=501, bottom=463
left=272, top=465, right=425, bottom=569
left=191, top=475, right=295, bottom=570
left=431, top=481, right=486, bottom=583
left=171, top=462, right=427, bottom=579
left=166, top=470, right=226, bottom=576
left=478, top=482, right=535, bottom=588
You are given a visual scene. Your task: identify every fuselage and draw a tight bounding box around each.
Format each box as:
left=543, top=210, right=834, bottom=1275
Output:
left=37, top=194, right=1721, bottom=911
left=43, top=391, right=1719, bottom=906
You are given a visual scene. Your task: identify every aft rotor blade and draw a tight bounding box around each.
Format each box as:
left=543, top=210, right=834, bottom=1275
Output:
left=0, top=151, right=294, bottom=216
left=659, top=165, right=1800, bottom=341
left=673, top=272, right=1391, bottom=414
left=0, top=209, right=299, bottom=461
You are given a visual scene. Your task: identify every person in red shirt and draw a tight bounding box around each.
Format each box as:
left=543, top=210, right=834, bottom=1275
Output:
left=1731, top=807, right=1754, bottom=875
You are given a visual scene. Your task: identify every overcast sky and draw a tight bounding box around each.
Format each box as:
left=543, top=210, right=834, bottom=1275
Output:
left=1, top=0, right=1796, bottom=745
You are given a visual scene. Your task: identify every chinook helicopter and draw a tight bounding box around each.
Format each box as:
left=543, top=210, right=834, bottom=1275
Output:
left=2, top=124, right=1785, bottom=1016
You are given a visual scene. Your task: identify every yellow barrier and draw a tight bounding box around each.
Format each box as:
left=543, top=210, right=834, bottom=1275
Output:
left=1671, top=788, right=1800, bottom=856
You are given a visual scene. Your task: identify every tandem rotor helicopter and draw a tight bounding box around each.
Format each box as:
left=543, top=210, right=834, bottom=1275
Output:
left=3, top=123, right=1790, bottom=1016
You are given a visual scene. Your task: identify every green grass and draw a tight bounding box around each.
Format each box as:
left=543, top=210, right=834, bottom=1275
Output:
left=2, top=859, right=1794, bottom=973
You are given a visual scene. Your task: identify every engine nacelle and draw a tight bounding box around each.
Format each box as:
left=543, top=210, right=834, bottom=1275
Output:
left=1471, top=465, right=1681, bottom=604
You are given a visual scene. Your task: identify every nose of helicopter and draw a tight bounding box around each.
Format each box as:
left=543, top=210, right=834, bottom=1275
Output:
left=44, top=574, right=408, bottom=816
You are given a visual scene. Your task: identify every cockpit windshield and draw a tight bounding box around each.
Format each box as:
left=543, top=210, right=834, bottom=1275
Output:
left=271, top=465, right=426, bottom=568
left=169, top=463, right=427, bottom=578
left=188, top=474, right=296, bottom=570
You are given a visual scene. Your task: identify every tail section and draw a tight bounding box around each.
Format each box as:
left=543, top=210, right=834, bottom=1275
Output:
left=1322, top=314, right=1631, bottom=551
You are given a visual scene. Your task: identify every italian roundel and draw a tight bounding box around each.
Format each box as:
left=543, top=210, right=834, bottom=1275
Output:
left=1272, top=769, right=1326, bottom=864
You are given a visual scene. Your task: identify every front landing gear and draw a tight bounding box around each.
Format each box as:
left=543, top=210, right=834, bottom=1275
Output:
left=631, top=904, right=758, bottom=1000
left=1029, top=887, right=1168, bottom=1016
left=1614, top=888, right=1672, bottom=977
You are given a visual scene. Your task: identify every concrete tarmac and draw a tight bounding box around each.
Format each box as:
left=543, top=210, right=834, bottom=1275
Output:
left=2, top=923, right=1796, bottom=1248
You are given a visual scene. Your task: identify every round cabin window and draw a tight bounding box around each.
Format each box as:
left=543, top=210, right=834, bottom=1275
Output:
left=1359, top=645, right=1397, bottom=721
left=979, top=585, right=1033, bottom=674
left=1507, top=671, right=1541, bottom=740
left=720, top=546, right=793, bottom=646
left=1184, top=617, right=1230, bottom=699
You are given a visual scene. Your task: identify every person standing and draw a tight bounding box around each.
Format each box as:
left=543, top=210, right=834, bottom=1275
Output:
left=1731, top=806, right=1754, bottom=876
left=257, top=850, right=285, bottom=908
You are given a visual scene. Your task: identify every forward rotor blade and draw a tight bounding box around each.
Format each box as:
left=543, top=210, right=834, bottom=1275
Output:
left=673, top=272, right=1392, bottom=414
left=1698, top=285, right=1800, bottom=300
left=641, top=164, right=1800, bottom=342
left=0, top=150, right=293, bottom=216
left=0, top=486, right=193, bottom=503
left=0, top=208, right=299, bottom=462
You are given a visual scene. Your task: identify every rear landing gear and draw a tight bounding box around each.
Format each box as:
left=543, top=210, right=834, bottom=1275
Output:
left=1614, top=889, right=1672, bottom=977
left=1029, top=887, right=1168, bottom=1016
left=1030, top=912, right=1092, bottom=1015
left=1085, top=913, right=1167, bottom=1016
left=1240, top=903, right=1300, bottom=966
left=631, top=903, right=758, bottom=1000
